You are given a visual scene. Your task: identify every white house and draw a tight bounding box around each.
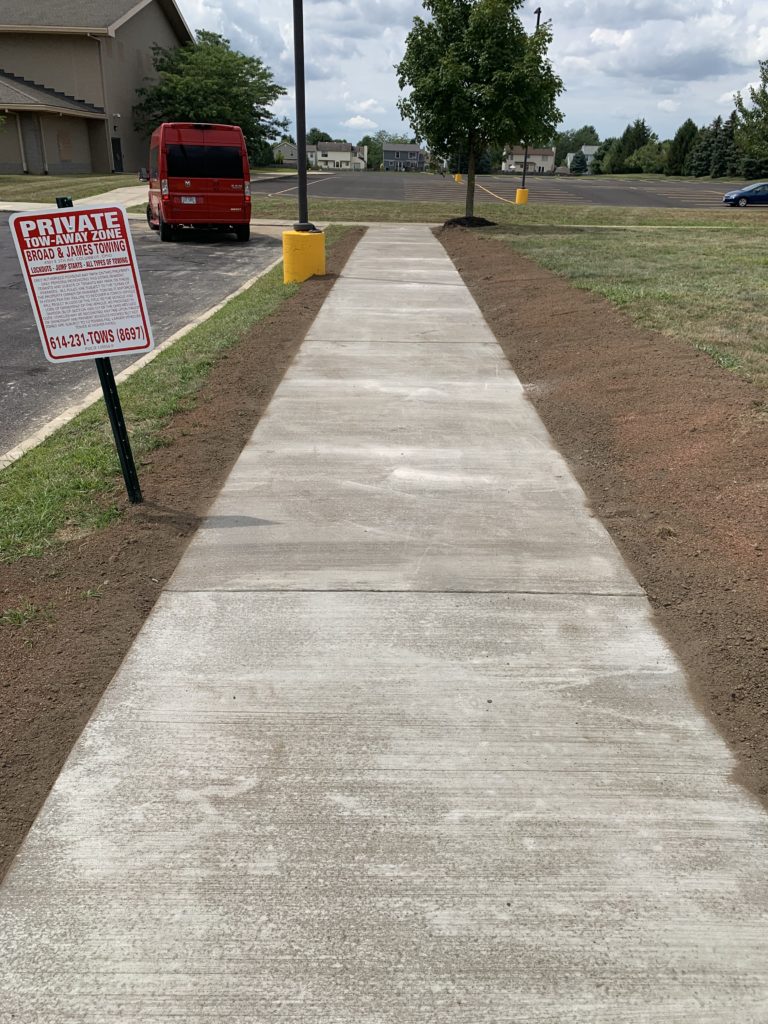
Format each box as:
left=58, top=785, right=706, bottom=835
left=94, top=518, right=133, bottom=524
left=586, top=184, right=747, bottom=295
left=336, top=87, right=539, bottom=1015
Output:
left=272, top=140, right=367, bottom=170
left=502, top=146, right=555, bottom=174
left=308, top=142, right=367, bottom=170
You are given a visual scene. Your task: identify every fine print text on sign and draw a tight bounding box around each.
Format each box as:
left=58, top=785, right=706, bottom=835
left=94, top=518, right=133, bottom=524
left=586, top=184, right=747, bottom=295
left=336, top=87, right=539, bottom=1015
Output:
left=10, top=205, right=153, bottom=363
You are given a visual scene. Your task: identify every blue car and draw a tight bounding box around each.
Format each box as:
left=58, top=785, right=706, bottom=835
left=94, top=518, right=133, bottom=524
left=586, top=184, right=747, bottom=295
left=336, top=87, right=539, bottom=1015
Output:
left=722, top=182, right=768, bottom=207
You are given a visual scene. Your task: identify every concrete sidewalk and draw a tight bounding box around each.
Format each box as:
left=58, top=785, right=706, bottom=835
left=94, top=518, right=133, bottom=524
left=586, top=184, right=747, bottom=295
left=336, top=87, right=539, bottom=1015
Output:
left=0, top=184, right=146, bottom=213
left=2, top=225, right=768, bottom=1021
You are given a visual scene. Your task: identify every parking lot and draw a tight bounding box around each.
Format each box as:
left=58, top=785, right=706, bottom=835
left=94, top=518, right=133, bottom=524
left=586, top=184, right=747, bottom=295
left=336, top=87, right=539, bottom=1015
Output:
left=256, top=170, right=739, bottom=209
left=0, top=217, right=281, bottom=455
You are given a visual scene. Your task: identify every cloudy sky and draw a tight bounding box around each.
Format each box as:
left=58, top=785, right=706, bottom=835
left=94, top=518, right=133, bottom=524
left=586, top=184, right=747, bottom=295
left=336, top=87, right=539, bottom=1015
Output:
left=175, top=0, right=765, bottom=143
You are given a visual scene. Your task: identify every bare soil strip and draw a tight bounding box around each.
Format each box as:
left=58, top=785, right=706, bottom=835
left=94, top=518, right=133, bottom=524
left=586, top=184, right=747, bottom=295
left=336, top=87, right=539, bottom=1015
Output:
left=439, top=225, right=768, bottom=810
left=0, top=228, right=363, bottom=881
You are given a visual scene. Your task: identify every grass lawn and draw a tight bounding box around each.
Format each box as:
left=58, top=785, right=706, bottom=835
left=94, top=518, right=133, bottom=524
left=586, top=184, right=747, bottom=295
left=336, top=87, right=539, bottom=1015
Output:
left=246, top=194, right=768, bottom=388
left=0, top=173, right=138, bottom=203
left=0, top=226, right=350, bottom=562
left=247, top=193, right=762, bottom=229
left=483, top=211, right=768, bottom=388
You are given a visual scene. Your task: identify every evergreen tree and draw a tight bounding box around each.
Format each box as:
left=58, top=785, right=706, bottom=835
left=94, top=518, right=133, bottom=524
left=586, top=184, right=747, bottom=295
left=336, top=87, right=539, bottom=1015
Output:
left=589, top=137, right=616, bottom=174
left=569, top=150, right=588, bottom=174
left=666, top=118, right=699, bottom=176
left=685, top=126, right=714, bottom=176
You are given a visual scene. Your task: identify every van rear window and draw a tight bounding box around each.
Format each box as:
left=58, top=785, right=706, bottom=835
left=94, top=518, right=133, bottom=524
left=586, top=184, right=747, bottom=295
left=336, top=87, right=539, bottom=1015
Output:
left=166, top=144, right=244, bottom=178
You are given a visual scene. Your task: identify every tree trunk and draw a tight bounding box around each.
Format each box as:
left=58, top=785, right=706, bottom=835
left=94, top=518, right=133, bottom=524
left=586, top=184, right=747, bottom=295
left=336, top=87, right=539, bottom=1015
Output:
left=465, top=146, right=476, bottom=218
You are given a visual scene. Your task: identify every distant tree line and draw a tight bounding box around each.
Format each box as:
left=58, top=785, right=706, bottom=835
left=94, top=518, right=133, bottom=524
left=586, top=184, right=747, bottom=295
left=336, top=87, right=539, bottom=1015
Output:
left=555, top=60, right=768, bottom=179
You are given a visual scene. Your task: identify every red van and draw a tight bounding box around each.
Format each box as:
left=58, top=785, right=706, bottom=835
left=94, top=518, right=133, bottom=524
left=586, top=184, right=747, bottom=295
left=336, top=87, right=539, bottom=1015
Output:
left=145, top=122, right=251, bottom=242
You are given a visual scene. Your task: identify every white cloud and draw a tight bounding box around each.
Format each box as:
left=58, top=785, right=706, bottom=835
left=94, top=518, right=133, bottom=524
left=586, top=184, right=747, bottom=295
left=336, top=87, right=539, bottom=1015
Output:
left=176, top=1, right=766, bottom=143
left=350, top=98, right=386, bottom=113
left=342, top=115, right=379, bottom=130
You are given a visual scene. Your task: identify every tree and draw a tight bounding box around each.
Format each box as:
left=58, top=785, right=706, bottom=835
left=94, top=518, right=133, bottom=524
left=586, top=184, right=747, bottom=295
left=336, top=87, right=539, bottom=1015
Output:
left=397, top=0, right=563, bottom=218
left=709, top=113, right=741, bottom=177
left=589, top=137, right=616, bottom=174
left=685, top=124, right=714, bottom=176
left=569, top=149, right=588, bottom=175
left=597, top=119, right=654, bottom=174
left=358, top=129, right=413, bottom=169
left=628, top=140, right=668, bottom=174
left=666, top=119, right=699, bottom=175
left=307, top=127, right=332, bottom=145
left=734, top=60, right=768, bottom=167
left=553, top=125, right=599, bottom=167
left=133, top=31, right=287, bottom=162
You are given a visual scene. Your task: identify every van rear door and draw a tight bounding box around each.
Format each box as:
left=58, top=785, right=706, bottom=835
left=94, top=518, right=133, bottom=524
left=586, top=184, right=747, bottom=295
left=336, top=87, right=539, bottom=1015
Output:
left=164, top=129, right=248, bottom=223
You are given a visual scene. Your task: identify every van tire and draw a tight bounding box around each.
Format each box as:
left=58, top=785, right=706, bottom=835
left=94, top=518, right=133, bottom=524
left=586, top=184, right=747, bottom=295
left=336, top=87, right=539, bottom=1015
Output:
left=147, top=204, right=158, bottom=230
left=159, top=217, right=174, bottom=242
left=235, top=224, right=250, bottom=242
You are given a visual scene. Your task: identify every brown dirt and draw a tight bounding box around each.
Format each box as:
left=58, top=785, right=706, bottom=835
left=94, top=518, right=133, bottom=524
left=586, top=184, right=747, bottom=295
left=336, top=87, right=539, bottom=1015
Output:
left=0, top=227, right=364, bottom=882
left=438, top=225, right=768, bottom=808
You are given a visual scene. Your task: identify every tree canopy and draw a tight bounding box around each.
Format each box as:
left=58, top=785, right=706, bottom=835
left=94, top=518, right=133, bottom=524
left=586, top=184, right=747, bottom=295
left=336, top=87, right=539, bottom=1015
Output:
left=734, top=60, right=768, bottom=169
left=357, top=129, right=414, bottom=169
left=554, top=125, right=599, bottom=167
left=307, top=128, right=333, bottom=145
left=396, top=0, right=563, bottom=216
left=133, top=31, right=287, bottom=162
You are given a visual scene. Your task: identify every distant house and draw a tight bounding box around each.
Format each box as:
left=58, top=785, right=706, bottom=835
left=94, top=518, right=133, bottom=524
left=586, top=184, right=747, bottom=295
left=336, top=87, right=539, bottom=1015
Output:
left=0, top=0, right=193, bottom=174
left=565, top=145, right=599, bottom=171
left=382, top=143, right=426, bottom=171
left=502, top=146, right=556, bottom=175
left=310, top=141, right=367, bottom=171
left=273, top=140, right=298, bottom=166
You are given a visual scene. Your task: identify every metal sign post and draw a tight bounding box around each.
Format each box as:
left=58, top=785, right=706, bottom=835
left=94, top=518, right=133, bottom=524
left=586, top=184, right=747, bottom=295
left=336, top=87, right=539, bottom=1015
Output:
left=95, top=356, right=142, bottom=503
left=10, top=201, right=154, bottom=504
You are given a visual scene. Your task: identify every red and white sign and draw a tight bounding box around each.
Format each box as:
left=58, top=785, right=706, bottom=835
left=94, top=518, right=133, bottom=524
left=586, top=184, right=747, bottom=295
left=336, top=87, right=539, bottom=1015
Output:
left=10, top=204, right=153, bottom=363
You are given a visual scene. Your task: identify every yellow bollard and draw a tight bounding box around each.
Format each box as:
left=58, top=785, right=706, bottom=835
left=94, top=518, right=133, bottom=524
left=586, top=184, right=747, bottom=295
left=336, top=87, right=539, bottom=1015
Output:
left=515, top=188, right=529, bottom=205
left=454, top=172, right=462, bottom=183
left=283, top=229, right=326, bottom=284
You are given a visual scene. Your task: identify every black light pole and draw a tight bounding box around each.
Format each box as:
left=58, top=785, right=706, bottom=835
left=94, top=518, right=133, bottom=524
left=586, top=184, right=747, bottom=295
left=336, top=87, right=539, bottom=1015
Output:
left=520, top=6, right=542, bottom=191
left=292, top=0, right=315, bottom=231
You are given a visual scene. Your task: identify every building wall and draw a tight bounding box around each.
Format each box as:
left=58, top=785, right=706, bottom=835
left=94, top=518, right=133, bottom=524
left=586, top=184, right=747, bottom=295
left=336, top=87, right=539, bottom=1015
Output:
left=0, top=33, right=103, bottom=106
left=0, top=112, right=23, bottom=172
left=382, top=148, right=424, bottom=171
left=107, top=0, right=185, bottom=171
left=41, top=114, right=95, bottom=174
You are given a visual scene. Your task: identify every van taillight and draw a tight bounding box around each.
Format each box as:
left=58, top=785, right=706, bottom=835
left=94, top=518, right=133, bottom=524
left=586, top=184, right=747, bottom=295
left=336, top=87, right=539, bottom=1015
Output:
left=161, top=179, right=169, bottom=196
left=244, top=182, right=251, bottom=197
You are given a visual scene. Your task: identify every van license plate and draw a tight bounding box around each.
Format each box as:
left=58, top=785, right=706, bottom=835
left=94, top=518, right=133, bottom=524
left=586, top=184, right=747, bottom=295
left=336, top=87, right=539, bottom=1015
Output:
left=181, top=196, right=197, bottom=205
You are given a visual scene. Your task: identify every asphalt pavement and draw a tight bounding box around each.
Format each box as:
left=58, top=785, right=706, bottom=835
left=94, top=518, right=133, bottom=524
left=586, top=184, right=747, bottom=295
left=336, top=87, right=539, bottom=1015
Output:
left=2, top=225, right=767, bottom=1021
left=0, top=215, right=281, bottom=456
left=255, top=169, right=739, bottom=209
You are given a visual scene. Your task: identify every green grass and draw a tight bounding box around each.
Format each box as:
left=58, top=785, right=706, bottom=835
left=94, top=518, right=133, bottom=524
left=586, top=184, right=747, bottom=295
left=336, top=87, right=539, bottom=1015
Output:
left=0, top=599, right=51, bottom=626
left=251, top=166, right=299, bottom=175
left=482, top=211, right=768, bottom=387
left=0, top=225, right=351, bottom=562
left=0, top=173, right=137, bottom=203
left=247, top=193, right=765, bottom=229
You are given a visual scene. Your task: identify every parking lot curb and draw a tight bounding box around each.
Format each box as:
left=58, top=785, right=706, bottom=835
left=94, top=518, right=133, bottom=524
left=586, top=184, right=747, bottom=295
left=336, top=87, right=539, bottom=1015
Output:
left=0, top=255, right=282, bottom=471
